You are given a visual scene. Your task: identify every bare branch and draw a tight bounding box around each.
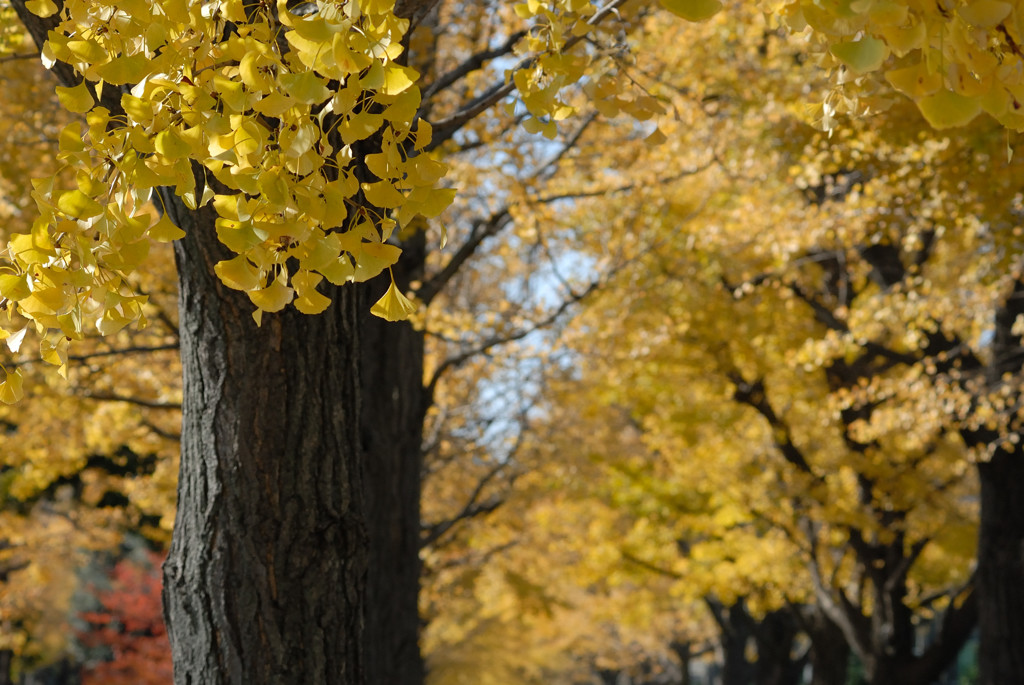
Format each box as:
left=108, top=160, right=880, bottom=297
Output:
left=67, top=344, right=180, bottom=363
left=418, top=207, right=511, bottom=306
left=422, top=30, right=528, bottom=101
left=535, top=159, right=717, bottom=205
left=0, top=53, right=39, bottom=64
left=74, top=391, right=181, bottom=410
left=621, top=551, right=683, bottom=579
left=425, top=0, right=633, bottom=151
left=424, top=277, right=601, bottom=407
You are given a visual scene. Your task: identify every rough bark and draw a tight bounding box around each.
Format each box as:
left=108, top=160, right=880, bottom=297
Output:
left=161, top=195, right=367, bottom=684
left=976, top=448, right=1024, bottom=685
left=358, top=237, right=427, bottom=685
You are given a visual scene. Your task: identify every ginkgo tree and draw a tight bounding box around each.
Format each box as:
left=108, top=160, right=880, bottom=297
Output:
left=2, top=0, right=669, bottom=682
left=6, top=0, right=1024, bottom=683
left=421, top=3, right=1023, bottom=682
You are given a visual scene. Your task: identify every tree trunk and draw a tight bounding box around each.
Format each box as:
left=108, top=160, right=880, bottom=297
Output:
left=707, top=599, right=756, bottom=685
left=800, top=606, right=849, bottom=685
left=753, top=609, right=802, bottom=685
left=669, top=641, right=692, bottom=685
left=358, top=239, right=427, bottom=685
left=976, top=448, right=1024, bottom=685
left=161, top=197, right=367, bottom=684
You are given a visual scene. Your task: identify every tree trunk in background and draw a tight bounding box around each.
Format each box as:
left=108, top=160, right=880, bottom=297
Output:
left=707, top=599, right=756, bottom=685
left=358, top=238, right=427, bottom=685
left=977, top=448, right=1024, bottom=685
left=753, top=609, right=803, bottom=685
left=669, top=641, right=692, bottom=685
left=801, top=607, right=849, bottom=685
left=161, top=197, right=367, bottom=684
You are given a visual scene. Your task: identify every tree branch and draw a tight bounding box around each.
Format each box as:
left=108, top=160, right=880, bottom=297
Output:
left=74, top=391, right=181, bottom=410
left=418, top=207, right=511, bottom=306
left=422, top=30, right=528, bottom=101
left=424, top=0, right=633, bottom=151
left=423, top=277, right=600, bottom=408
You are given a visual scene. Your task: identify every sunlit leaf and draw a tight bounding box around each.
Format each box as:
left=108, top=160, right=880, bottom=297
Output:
left=0, top=369, right=24, bottom=404
left=55, top=82, right=95, bottom=114
left=659, top=0, right=722, bottom=22
left=370, top=278, right=417, bottom=321
left=917, top=90, right=983, bottom=129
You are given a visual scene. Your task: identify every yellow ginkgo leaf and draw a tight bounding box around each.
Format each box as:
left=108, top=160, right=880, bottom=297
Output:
left=959, top=0, right=1012, bottom=27
left=294, top=286, right=331, bottom=314
left=248, top=277, right=295, bottom=312
left=4, top=328, right=27, bottom=354
left=917, top=90, right=983, bottom=129
left=94, top=54, right=149, bottom=85
left=0, top=273, right=31, bottom=302
left=659, top=0, right=722, bottom=22
left=149, top=213, right=186, bottom=242
left=381, top=64, right=418, bottom=95
left=362, top=180, right=406, bottom=208
left=55, top=82, right=95, bottom=114
left=57, top=189, right=103, bottom=219
left=830, top=36, right=888, bottom=74
left=214, top=256, right=261, bottom=291
left=25, top=0, right=57, bottom=16
left=370, top=278, right=417, bottom=322
left=155, top=129, right=191, bottom=159
left=0, top=368, right=24, bottom=404
left=280, top=71, right=331, bottom=105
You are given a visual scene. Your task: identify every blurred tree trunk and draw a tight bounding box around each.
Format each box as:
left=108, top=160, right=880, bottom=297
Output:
left=358, top=237, right=427, bottom=685
left=976, top=449, right=1024, bottom=685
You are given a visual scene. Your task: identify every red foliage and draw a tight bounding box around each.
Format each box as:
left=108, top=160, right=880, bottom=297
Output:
left=79, top=551, right=172, bottom=685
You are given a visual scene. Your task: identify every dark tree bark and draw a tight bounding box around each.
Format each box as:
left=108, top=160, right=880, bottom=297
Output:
left=358, top=238, right=427, bottom=685
left=976, top=448, right=1024, bottom=685
left=706, top=598, right=756, bottom=685
left=5, top=4, right=373, bottom=683
left=160, top=197, right=367, bottom=684
left=669, top=641, right=692, bottom=685
left=799, top=607, right=849, bottom=685
left=752, top=609, right=803, bottom=685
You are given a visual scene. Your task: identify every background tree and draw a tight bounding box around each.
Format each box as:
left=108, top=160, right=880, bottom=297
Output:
left=3, top=0, right=667, bottom=681
left=6, top=0, right=1024, bottom=683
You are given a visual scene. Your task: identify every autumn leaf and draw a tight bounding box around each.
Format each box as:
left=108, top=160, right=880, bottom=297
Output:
left=659, top=0, right=722, bottom=22
left=370, top=277, right=416, bottom=321
left=0, top=368, right=25, bottom=404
